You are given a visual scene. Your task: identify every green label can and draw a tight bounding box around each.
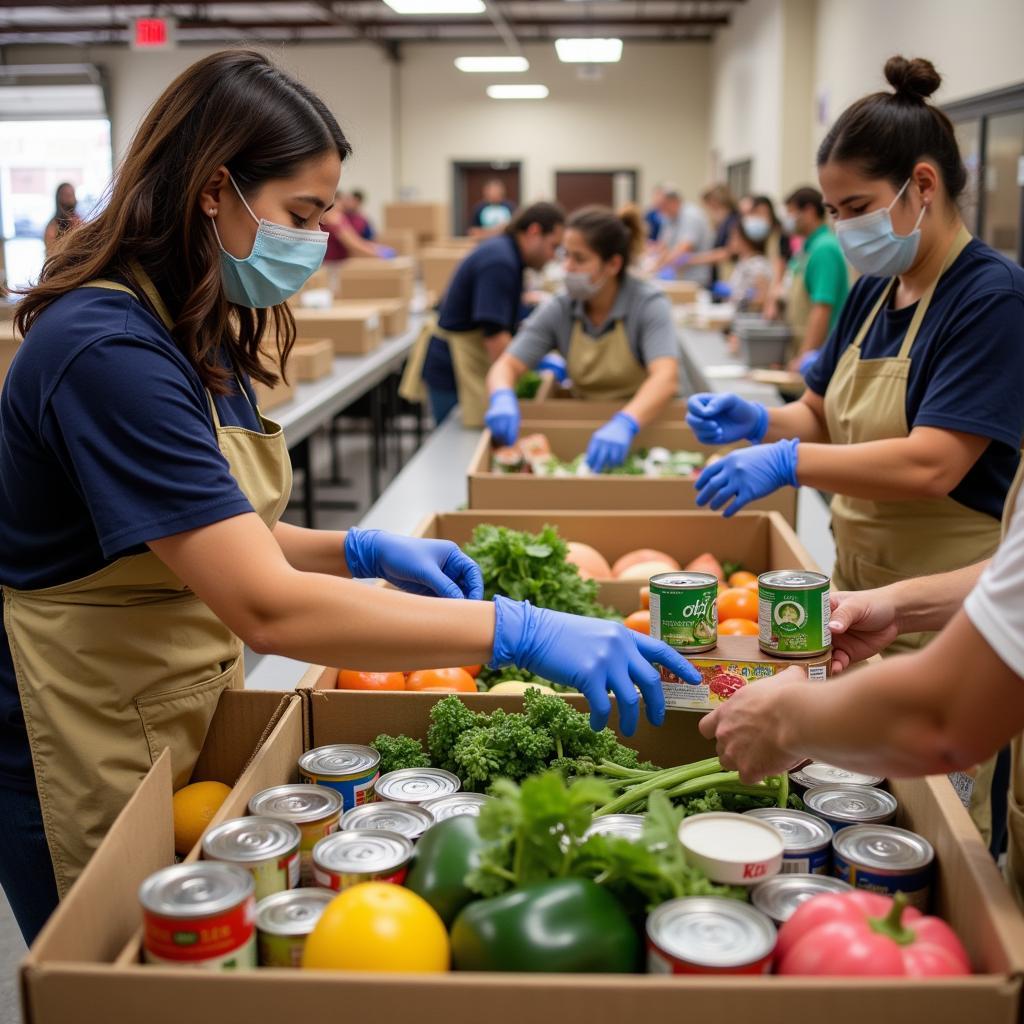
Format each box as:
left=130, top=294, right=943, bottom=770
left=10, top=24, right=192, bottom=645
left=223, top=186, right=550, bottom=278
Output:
left=758, top=571, right=831, bottom=658
left=649, top=572, right=718, bottom=653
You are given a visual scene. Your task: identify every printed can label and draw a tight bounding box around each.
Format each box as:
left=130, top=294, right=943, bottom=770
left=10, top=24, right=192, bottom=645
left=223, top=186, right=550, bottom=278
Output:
left=144, top=898, right=257, bottom=969
left=300, top=768, right=380, bottom=812
left=650, top=573, right=718, bottom=653
left=759, top=576, right=831, bottom=657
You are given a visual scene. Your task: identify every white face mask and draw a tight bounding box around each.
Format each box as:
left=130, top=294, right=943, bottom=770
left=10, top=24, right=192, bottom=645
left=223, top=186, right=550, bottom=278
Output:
left=565, top=270, right=606, bottom=301
left=834, top=179, right=927, bottom=278
left=742, top=216, right=771, bottom=243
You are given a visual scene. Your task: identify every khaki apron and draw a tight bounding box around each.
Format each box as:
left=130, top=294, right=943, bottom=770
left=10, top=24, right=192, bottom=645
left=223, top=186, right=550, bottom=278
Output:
left=2, top=271, right=292, bottom=896
left=443, top=325, right=492, bottom=428
left=397, top=312, right=437, bottom=406
left=565, top=318, right=648, bottom=403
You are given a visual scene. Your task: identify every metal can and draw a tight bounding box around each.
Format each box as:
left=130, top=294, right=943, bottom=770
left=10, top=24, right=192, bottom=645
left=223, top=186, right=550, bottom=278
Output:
left=583, top=814, right=645, bottom=842
left=298, top=744, right=381, bottom=812
left=803, top=785, right=898, bottom=831
left=758, top=570, right=831, bottom=658
left=341, top=801, right=435, bottom=840
left=422, top=792, right=491, bottom=821
left=312, top=829, right=414, bottom=891
left=646, top=897, right=776, bottom=975
left=832, top=824, right=935, bottom=911
left=140, top=862, right=256, bottom=969
left=789, top=761, right=885, bottom=793
left=649, top=572, right=718, bottom=653
left=751, top=873, right=854, bottom=927
left=374, top=767, right=461, bottom=805
left=743, top=808, right=833, bottom=875
left=248, top=784, right=343, bottom=886
left=201, top=816, right=301, bottom=901
left=256, top=888, right=335, bottom=968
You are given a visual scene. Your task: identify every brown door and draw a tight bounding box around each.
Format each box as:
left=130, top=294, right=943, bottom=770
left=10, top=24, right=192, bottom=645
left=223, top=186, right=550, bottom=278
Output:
left=453, top=163, right=522, bottom=236
left=555, top=170, right=637, bottom=214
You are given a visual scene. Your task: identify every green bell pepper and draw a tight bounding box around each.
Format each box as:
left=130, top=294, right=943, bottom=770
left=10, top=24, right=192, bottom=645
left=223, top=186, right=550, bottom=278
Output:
left=404, top=815, right=485, bottom=927
left=450, top=877, right=641, bottom=973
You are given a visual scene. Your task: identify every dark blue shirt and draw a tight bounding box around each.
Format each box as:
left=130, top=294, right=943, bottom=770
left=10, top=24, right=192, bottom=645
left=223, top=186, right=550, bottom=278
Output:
left=0, top=285, right=263, bottom=788
left=645, top=207, right=662, bottom=243
left=805, top=237, right=1024, bottom=520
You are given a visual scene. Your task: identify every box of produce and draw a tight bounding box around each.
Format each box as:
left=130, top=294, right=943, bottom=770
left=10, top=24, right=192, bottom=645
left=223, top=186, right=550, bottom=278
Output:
left=23, top=689, right=1024, bottom=1024
left=519, top=397, right=689, bottom=423
left=468, top=424, right=798, bottom=525
left=332, top=297, right=410, bottom=337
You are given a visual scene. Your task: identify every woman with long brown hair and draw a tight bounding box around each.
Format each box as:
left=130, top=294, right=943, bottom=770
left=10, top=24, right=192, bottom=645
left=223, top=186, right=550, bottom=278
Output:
left=0, top=50, right=692, bottom=944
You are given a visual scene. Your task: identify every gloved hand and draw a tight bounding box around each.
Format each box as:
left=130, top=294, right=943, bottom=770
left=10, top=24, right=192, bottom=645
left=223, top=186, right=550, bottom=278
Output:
left=711, top=281, right=733, bottom=300
left=695, top=439, right=799, bottom=518
left=686, top=392, right=769, bottom=445
left=797, top=349, right=820, bottom=376
left=585, top=412, right=639, bottom=473
left=345, top=528, right=484, bottom=600
left=656, top=266, right=678, bottom=281
left=490, top=596, right=701, bottom=735
left=485, top=388, right=520, bottom=447
left=376, top=245, right=397, bottom=259
left=536, top=353, right=568, bottom=383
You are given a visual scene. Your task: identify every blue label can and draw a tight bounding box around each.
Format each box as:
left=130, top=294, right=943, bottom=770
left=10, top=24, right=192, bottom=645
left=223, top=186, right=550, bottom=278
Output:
left=744, top=808, right=833, bottom=874
left=298, top=744, right=380, bottom=812
left=832, top=824, right=934, bottom=910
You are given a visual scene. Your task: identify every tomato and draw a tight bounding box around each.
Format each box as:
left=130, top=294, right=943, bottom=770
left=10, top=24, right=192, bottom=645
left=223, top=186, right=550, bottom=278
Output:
left=461, top=665, right=483, bottom=678
left=717, top=587, right=758, bottom=622
left=744, top=579, right=759, bottom=592
left=337, top=670, right=405, bottom=691
left=718, top=617, right=759, bottom=636
left=623, top=610, right=650, bottom=635
left=639, top=586, right=651, bottom=610
left=406, top=668, right=477, bottom=693
left=302, top=883, right=449, bottom=972
left=728, top=570, right=758, bottom=589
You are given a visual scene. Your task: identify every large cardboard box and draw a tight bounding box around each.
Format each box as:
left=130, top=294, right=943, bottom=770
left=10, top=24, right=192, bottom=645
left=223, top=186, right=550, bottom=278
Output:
left=468, top=422, right=798, bottom=525
left=333, top=297, right=410, bottom=338
left=419, top=247, right=466, bottom=298
left=289, top=339, right=334, bottom=382
left=375, top=227, right=418, bottom=258
left=291, top=306, right=382, bottom=355
left=520, top=397, right=688, bottom=424
left=658, top=280, right=701, bottom=305
left=384, top=201, right=450, bottom=243
left=337, top=257, right=416, bottom=302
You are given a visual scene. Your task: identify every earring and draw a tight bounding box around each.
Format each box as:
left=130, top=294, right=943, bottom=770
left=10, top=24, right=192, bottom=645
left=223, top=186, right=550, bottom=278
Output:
left=209, top=208, right=217, bottom=216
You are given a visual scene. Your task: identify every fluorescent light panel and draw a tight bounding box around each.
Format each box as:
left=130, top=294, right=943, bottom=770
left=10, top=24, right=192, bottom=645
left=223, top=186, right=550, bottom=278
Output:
left=487, top=84, right=549, bottom=99
left=383, top=0, right=485, bottom=14
left=555, top=37, right=623, bottom=63
left=455, top=56, right=530, bottom=73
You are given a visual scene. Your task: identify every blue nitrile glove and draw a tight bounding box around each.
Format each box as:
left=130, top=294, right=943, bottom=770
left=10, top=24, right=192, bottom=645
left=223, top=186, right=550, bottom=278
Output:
left=485, top=388, right=520, bottom=447
left=798, top=349, right=820, bottom=376
left=345, top=528, right=484, bottom=600
left=490, top=597, right=701, bottom=735
left=695, top=439, right=799, bottom=518
left=536, top=353, right=568, bottom=383
left=711, top=281, right=732, bottom=300
left=377, top=246, right=397, bottom=259
left=686, top=392, right=769, bottom=445
left=586, top=412, right=639, bottom=473
left=656, top=266, right=677, bottom=281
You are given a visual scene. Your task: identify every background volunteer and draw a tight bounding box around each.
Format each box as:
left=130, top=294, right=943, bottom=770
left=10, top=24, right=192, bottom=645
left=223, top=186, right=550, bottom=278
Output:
left=652, top=186, right=714, bottom=284
left=43, top=182, right=82, bottom=256
left=484, top=205, right=680, bottom=471
left=725, top=217, right=773, bottom=309
left=469, top=179, right=515, bottom=238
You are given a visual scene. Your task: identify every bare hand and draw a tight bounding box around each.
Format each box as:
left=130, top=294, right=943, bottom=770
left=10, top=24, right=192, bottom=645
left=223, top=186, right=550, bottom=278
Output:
left=829, top=588, right=900, bottom=673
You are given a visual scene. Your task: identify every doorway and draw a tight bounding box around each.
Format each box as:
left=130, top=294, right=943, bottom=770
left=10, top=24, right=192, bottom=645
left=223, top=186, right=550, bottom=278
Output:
left=554, top=170, right=637, bottom=214
left=452, top=161, right=522, bottom=237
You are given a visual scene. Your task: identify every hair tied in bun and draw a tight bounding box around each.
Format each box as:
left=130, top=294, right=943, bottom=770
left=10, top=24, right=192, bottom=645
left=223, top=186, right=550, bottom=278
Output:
left=884, top=55, right=942, bottom=103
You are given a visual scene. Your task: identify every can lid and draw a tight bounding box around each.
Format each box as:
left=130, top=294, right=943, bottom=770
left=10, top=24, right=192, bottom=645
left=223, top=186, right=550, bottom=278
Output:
left=743, top=808, right=833, bottom=852
left=340, top=801, right=435, bottom=839
left=312, top=829, right=414, bottom=874
left=758, top=571, right=830, bottom=590
left=832, top=824, right=934, bottom=871
left=678, top=812, right=784, bottom=868
left=751, top=874, right=853, bottom=923
left=202, top=816, right=301, bottom=863
left=299, top=744, right=380, bottom=779
left=140, top=862, right=253, bottom=918
left=256, top=888, right=335, bottom=936
left=647, top=897, right=776, bottom=968
left=793, top=762, right=885, bottom=789
left=248, top=784, right=343, bottom=823
left=649, top=571, right=718, bottom=589
left=374, top=768, right=461, bottom=804
left=583, top=814, right=645, bottom=841
left=804, top=785, right=898, bottom=824
left=421, top=792, right=491, bottom=821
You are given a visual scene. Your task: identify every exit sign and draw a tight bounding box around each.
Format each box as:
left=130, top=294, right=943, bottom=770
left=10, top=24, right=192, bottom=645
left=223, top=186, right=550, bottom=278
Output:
left=131, top=17, right=176, bottom=50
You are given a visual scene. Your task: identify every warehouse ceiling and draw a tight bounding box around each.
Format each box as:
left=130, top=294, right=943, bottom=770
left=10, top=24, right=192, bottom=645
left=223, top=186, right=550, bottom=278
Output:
left=0, top=0, right=745, bottom=47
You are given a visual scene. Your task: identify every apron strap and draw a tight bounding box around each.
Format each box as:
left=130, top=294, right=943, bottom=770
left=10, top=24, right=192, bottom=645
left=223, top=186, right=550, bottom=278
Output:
left=849, top=281, right=895, bottom=352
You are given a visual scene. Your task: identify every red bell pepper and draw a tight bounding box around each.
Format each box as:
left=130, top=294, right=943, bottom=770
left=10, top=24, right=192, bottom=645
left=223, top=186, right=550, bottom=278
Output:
left=776, top=891, right=970, bottom=976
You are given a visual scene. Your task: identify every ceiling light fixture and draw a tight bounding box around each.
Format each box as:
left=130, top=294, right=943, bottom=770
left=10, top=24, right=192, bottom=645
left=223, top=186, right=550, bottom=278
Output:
left=455, top=56, right=529, bottom=72
left=555, top=37, right=623, bottom=63
left=487, top=84, right=549, bottom=100
left=383, top=0, right=485, bottom=15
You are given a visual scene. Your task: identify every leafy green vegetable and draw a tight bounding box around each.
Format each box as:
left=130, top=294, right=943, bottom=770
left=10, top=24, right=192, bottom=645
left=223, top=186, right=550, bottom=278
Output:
left=371, top=733, right=430, bottom=775
left=514, top=370, right=543, bottom=400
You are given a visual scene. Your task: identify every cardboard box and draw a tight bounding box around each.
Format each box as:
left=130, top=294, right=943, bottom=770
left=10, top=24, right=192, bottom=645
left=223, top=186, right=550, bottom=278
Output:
left=419, top=247, right=466, bottom=298
left=383, top=201, right=450, bottom=243
left=291, top=306, right=382, bottom=355
left=289, top=339, right=334, bottom=382
left=375, top=228, right=418, bottom=258
left=337, top=257, right=416, bottom=302
left=299, top=267, right=330, bottom=294
left=520, top=397, right=688, bottom=424
left=658, top=280, right=700, bottom=305
left=333, top=297, right=410, bottom=337
left=252, top=374, right=295, bottom=412
left=434, top=236, right=479, bottom=253
left=467, top=422, right=798, bottom=525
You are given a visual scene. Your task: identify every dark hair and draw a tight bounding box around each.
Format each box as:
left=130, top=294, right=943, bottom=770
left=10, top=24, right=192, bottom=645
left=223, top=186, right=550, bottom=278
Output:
left=52, top=181, right=77, bottom=234
left=506, top=201, right=565, bottom=237
left=17, top=49, right=351, bottom=394
left=749, top=194, right=779, bottom=228
left=817, top=56, right=965, bottom=202
left=701, top=183, right=736, bottom=212
left=350, top=189, right=365, bottom=204
left=566, top=205, right=644, bottom=278
left=784, top=186, right=825, bottom=219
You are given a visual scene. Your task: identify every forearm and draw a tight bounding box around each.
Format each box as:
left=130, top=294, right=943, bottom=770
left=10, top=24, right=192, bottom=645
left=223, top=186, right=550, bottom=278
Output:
left=272, top=522, right=349, bottom=577
left=887, top=562, right=990, bottom=634
left=682, top=246, right=727, bottom=268
left=486, top=353, right=523, bottom=393
left=762, top=398, right=829, bottom=444
left=621, top=364, right=678, bottom=427
left=796, top=304, right=831, bottom=355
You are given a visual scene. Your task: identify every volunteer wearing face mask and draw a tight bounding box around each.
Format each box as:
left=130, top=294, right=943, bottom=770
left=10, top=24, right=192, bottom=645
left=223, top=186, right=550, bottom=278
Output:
left=485, top=206, right=680, bottom=471
left=741, top=195, right=792, bottom=320
left=43, top=182, right=82, bottom=255
left=688, top=56, right=1024, bottom=654
left=0, top=52, right=694, bottom=945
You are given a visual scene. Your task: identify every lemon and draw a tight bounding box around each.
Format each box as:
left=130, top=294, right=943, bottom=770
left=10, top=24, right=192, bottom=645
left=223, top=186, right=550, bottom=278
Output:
left=172, top=780, right=231, bottom=856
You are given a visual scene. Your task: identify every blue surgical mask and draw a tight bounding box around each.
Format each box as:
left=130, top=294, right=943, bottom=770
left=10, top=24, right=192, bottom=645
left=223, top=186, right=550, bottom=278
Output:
left=215, top=175, right=328, bottom=308
left=742, top=216, right=771, bottom=243
left=834, top=179, right=927, bottom=278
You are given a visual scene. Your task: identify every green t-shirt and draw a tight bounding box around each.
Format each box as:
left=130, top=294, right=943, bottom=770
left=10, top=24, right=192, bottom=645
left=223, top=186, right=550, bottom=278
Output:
left=798, top=224, right=850, bottom=332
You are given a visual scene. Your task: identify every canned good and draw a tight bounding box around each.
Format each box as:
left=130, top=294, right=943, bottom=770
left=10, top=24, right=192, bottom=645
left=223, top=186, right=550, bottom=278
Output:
left=646, top=897, right=776, bottom=975
left=140, top=863, right=256, bottom=969
left=201, top=816, right=301, bottom=901
left=298, top=744, right=380, bottom=811
left=751, top=873, right=854, bottom=927
left=312, top=829, right=414, bottom=891
left=743, top=808, right=833, bottom=875
left=422, top=792, right=491, bottom=821
left=649, top=572, right=718, bottom=653
left=804, top=785, right=898, bottom=831
left=832, top=824, right=934, bottom=911
left=248, top=784, right=343, bottom=886
left=341, top=801, right=435, bottom=840
left=374, top=767, right=461, bottom=805
left=583, top=814, right=645, bottom=841
left=789, top=762, right=885, bottom=793
left=758, top=571, right=831, bottom=658
left=256, top=888, right=335, bottom=968
left=677, top=812, right=783, bottom=885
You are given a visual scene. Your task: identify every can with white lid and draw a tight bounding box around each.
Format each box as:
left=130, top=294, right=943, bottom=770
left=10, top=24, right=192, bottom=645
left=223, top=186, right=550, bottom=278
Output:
left=677, top=812, right=784, bottom=885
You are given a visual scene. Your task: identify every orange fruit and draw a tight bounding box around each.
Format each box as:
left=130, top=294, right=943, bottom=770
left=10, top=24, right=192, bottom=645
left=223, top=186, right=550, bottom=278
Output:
left=743, top=579, right=759, bottom=592
left=172, top=780, right=231, bottom=856
left=406, top=668, right=477, bottom=693
left=719, top=617, right=759, bottom=636
left=728, top=570, right=758, bottom=589
left=624, top=610, right=650, bottom=635
left=717, top=587, right=759, bottom=622
left=640, top=586, right=651, bottom=610
left=337, top=670, right=406, bottom=691
left=461, top=665, right=483, bottom=678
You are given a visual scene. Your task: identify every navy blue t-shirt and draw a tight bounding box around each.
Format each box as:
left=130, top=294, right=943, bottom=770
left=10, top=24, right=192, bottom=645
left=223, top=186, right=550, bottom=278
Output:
left=422, top=233, right=525, bottom=390
left=0, top=285, right=264, bottom=788
left=805, top=238, right=1024, bottom=520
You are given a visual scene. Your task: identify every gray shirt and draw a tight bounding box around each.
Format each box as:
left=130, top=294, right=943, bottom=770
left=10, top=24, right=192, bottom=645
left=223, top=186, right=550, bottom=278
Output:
left=508, top=274, right=680, bottom=370
left=660, top=201, right=713, bottom=285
